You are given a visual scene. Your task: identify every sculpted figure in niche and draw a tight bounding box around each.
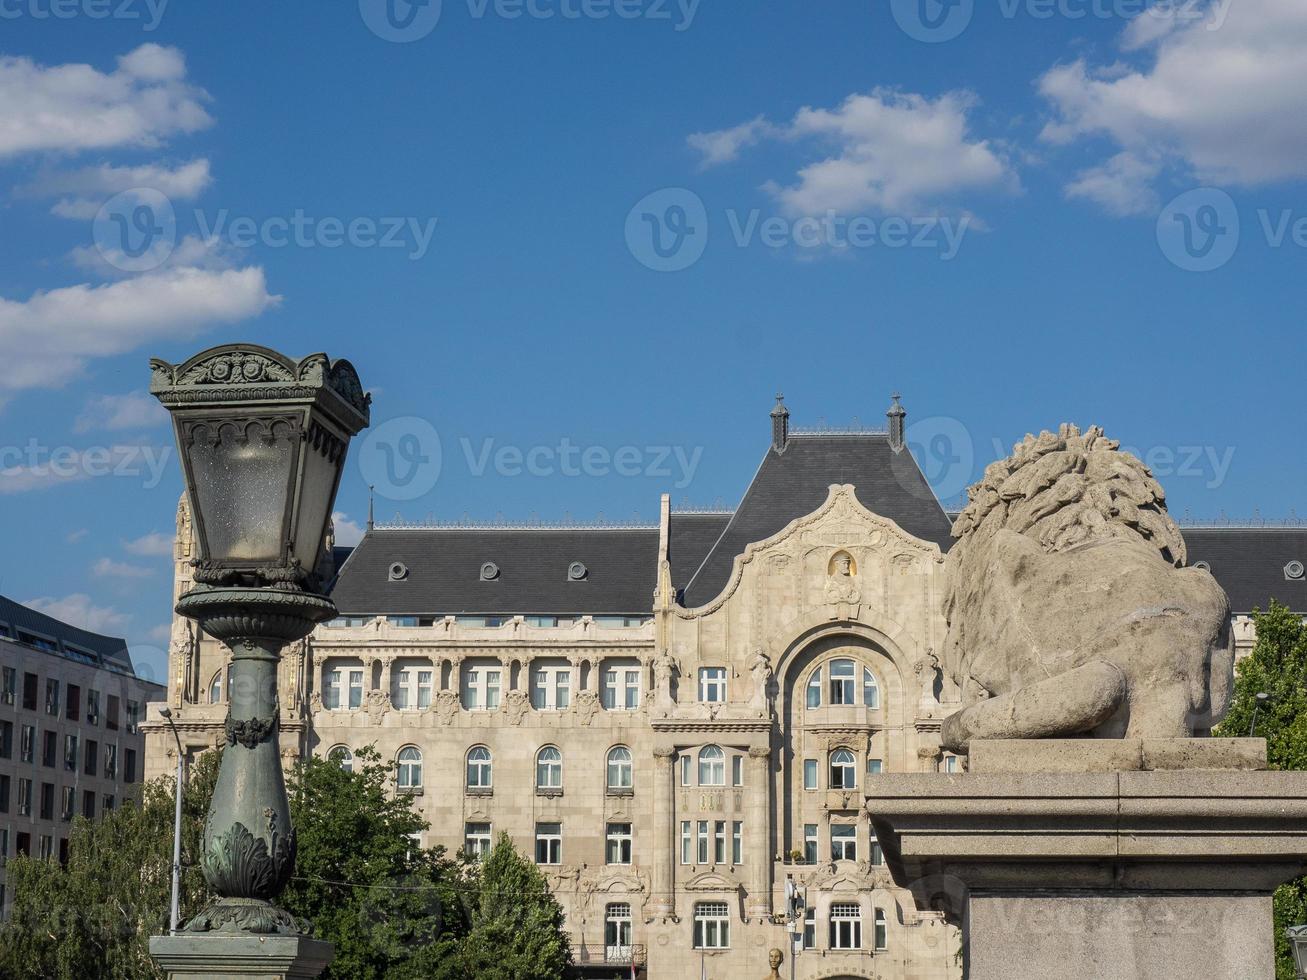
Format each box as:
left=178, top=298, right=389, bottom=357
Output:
left=940, top=424, right=1233, bottom=751
left=748, top=649, right=773, bottom=713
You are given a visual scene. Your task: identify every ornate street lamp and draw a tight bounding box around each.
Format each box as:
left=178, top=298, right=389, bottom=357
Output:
left=148, top=344, right=368, bottom=941
left=1288, top=925, right=1307, bottom=979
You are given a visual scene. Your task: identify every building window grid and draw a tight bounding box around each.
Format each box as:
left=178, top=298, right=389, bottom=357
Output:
left=394, top=667, right=434, bottom=710
left=830, top=902, right=863, bottom=950
left=680, top=821, right=692, bottom=865
left=713, top=820, right=726, bottom=864
left=803, top=758, right=818, bottom=790
left=466, top=746, right=492, bottom=789
left=697, top=667, right=727, bottom=703
left=397, top=747, right=423, bottom=790
left=731, top=755, right=743, bottom=787
left=874, top=908, right=888, bottom=950
left=326, top=667, right=365, bottom=710
left=465, top=822, right=492, bottom=861
left=44, top=679, right=59, bottom=716
left=536, top=746, right=563, bottom=790
left=606, top=746, right=633, bottom=790
left=606, top=822, right=633, bottom=865
left=830, top=748, right=857, bottom=790
left=698, top=745, right=725, bottom=786
left=696, top=820, right=709, bottom=864
left=731, top=821, right=743, bottom=865
left=803, top=824, right=819, bottom=864
left=462, top=665, right=502, bottom=711
left=20, top=725, right=34, bottom=764
left=535, top=822, right=562, bottom=865
left=831, top=824, right=857, bottom=863
left=531, top=665, right=571, bottom=711
left=693, top=902, right=730, bottom=950
left=601, top=666, right=640, bottom=710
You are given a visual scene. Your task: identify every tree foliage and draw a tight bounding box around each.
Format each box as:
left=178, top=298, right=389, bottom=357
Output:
left=454, top=832, right=572, bottom=980
left=0, top=749, right=218, bottom=980
left=1213, top=601, right=1307, bottom=979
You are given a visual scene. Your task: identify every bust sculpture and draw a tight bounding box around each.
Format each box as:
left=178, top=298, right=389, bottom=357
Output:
left=763, top=947, right=783, bottom=978
left=940, top=424, right=1233, bottom=751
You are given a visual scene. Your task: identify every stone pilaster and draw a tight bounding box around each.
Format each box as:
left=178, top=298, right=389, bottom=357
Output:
left=745, top=745, right=772, bottom=920
left=647, top=745, right=677, bottom=921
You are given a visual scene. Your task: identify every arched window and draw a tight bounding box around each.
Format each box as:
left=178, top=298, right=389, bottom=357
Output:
left=806, top=668, right=822, bottom=708
left=829, top=659, right=856, bottom=704
left=536, top=746, right=562, bottom=789
left=466, top=745, right=492, bottom=789
left=698, top=745, right=725, bottom=786
left=327, top=745, right=353, bottom=773
left=830, top=748, right=856, bottom=789
left=607, top=746, right=633, bottom=790
left=874, top=908, right=888, bottom=950
left=209, top=665, right=232, bottom=705
left=397, top=746, right=423, bottom=790
left=863, top=666, right=880, bottom=708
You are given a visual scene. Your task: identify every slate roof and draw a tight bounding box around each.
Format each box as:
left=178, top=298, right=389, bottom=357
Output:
left=331, top=528, right=661, bottom=616
left=0, top=593, right=136, bottom=673
left=680, top=433, right=953, bottom=607
left=1182, top=528, right=1307, bottom=614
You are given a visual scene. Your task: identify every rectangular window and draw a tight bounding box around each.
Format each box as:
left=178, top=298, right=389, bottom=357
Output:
left=105, top=744, right=117, bottom=779
left=606, top=822, right=633, bottom=865
left=64, top=734, right=78, bottom=772
left=803, top=758, right=818, bottom=790
left=693, top=902, right=730, bottom=950
left=803, top=824, right=818, bottom=864
left=874, top=908, right=888, bottom=950
left=713, top=820, right=726, bottom=864
left=106, top=695, right=120, bottom=731
left=86, top=690, right=100, bottom=726
left=831, top=824, right=857, bottom=863
left=867, top=758, right=883, bottom=777
left=45, top=679, right=60, bottom=716
left=66, top=684, right=81, bottom=722
left=462, top=666, right=502, bottom=710
left=601, top=666, right=641, bottom=710
left=680, top=754, right=691, bottom=786
left=535, top=822, right=561, bottom=865
left=82, top=790, right=95, bottom=820
left=394, top=667, right=434, bottom=710
left=103, top=795, right=115, bottom=811
left=803, top=908, right=816, bottom=949
left=697, top=667, right=727, bottom=703
left=871, top=833, right=884, bottom=867
left=731, top=821, right=743, bottom=865
left=39, top=782, right=54, bottom=821
left=0, top=774, right=9, bottom=814
left=60, top=786, right=74, bottom=821
left=731, top=755, right=743, bottom=787
left=680, top=821, right=692, bottom=865
left=696, top=820, right=709, bottom=864
left=22, top=672, right=38, bottom=711
left=531, top=666, right=570, bottom=710
left=830, top=903, right=862, bottom=950
left=326, top=668, right=365, bottom=710
left=829, top=660, right=856, bottom=705
left=940, top=755, right=960, bottom=773
left=18, top=779, right=32, bottom=817
left=124, top=749, right=137, bottom=784
left=1, top=666, right=15, bottom=705
left=84, top=740, right=98, bottom=777
left=38, top=835, right=53, bottom=860
left=465, top=822, right=492, bottom=861
left=0, top=828, right=7, bottom=859
left=20, top=725, right=34, bottom=764
left=16, top=832, right=30, bottom=857
left=0, top=720, right=11, bottom=759
left=42, top=730, right=56, bottom=768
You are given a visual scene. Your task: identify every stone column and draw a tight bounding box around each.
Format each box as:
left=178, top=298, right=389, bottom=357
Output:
left=745, top=745, right=773, bottom=920
left=648, top=745, right=677, bottom=920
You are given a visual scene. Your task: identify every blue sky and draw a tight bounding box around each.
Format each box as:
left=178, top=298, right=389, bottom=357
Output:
left=1, top=0, right=1305, bottom=681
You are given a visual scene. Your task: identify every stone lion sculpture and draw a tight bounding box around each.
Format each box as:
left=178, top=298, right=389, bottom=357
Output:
left=940, top=424, right=1233, bottom=752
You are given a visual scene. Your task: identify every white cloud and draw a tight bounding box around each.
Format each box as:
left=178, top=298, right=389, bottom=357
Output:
left=0, top=264, right=280, bottom=398
left=145, top=623, right=172, bottom=645
left=66, top=528, right=89, bottom=543
left=687, top=116, right=774, bottom=167
left=123, top=531, right=174, bottom=556
left=1039, top=0, right=1307, bottom=200
left=24, top=593, right=130, bottom=634
left=93, top=556, right=154, bottom=579
left=0, top=45, right=211, bottom=159
left=690, top=89, right=1015, bottom=216
left=331, top=511, right=365, bottom=547
left=21, top=159, right=212, bottom=220
left=75, top=390, right=168, bottom=433
left=1063, top=151, right=1162, bottom=216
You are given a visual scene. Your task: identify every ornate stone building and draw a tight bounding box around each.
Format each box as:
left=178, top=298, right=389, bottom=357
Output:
left=143, top=397, right=1306, bottom=979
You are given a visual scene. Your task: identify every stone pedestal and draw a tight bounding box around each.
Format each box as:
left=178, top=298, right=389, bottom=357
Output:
left=149, top=934, right=334, bottom=980
left=866, top=739, right=1307, bottom=980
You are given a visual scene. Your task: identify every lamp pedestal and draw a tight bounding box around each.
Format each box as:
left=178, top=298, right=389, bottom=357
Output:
left=867, top=739, right=1307, bottom=980
left=150, top=588, right=336, bottom=979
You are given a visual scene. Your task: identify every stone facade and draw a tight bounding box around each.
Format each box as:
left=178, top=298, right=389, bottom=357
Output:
left=146, top=482, right=963, bottom=979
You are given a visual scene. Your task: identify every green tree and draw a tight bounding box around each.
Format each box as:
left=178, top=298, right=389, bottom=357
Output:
left=0, top=749, right=218, bottom=980
left=455, top=832, right=572, bottom=980
left=1214, top=601, right=1307, bottom=978
left=281, top=746, right=470, bottom=980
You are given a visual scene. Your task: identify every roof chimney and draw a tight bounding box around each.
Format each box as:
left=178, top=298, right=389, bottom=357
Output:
left=770, top=393, right=790, bottom=453
left=887, top=393, right=906, bottom=452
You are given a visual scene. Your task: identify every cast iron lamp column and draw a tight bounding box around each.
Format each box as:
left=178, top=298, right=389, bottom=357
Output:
left=149, top=344, right=369, bottom=936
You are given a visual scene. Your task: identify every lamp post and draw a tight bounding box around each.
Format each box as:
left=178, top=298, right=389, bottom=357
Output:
left=147, top=344, right=368, bottom=975
left=1250, top=691, right=1270, bottom=737
left=1287, top=925, right=1307, bottom=979
left=159, top=707, right=184, bottom=934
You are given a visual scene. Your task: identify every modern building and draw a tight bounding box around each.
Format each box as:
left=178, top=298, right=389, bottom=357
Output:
left=0, top=594, right=166, bottom=914
left=142, top=398, right=1307, bottom=980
